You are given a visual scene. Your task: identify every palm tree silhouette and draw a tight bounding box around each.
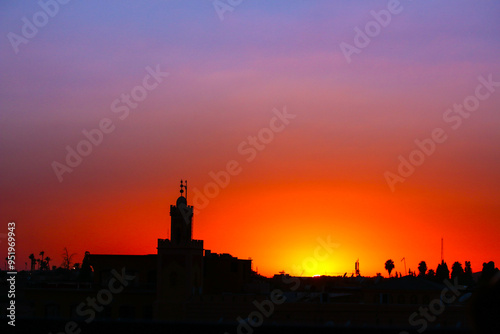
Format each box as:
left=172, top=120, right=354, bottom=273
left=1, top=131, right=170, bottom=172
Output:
left=436, top=261, right=450, bottom=281
left=465, top=261, right=473, bottom=276
left=385, top=259, right=395, bottom=277
left=451, top=261, right=464, bottom=280
left=29, top=253, right=35, bottom=271
left=39, top=251, right=45, bottom=270
left=427, top=269, right=436, bottom=280
left=45, top=256, right=51, bottom=270
left=418, top=261, right=427, bottom=277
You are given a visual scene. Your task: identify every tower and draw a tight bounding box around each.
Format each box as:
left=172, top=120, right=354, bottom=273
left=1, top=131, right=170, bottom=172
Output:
left=156, top=180, right=204, bottom=319
left=170, top=180, right=192, bottom=244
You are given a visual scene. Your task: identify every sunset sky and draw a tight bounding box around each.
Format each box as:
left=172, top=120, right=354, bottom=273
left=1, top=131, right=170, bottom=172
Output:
left=1, top=1, right=499, bottom=277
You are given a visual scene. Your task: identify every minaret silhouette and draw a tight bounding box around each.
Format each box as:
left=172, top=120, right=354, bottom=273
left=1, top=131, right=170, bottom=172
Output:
left=155, top=180, right=204, bottom=319
left=170, top=180, right=192, bottom=244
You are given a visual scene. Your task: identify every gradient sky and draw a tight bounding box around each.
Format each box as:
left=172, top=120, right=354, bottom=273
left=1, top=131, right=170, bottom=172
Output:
left=1, top=1, right=499, bottom=277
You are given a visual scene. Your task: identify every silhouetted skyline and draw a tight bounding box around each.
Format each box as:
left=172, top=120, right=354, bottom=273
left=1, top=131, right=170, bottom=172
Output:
left=3, top=189, right=499, bottom=333
left=1, top=0, right=499, bottom=283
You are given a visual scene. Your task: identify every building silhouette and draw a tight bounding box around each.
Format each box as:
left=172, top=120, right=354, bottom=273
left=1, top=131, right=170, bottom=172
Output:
left=5, top=182, right=478, bottom=332
left=23, top=181, right=254, bottom=321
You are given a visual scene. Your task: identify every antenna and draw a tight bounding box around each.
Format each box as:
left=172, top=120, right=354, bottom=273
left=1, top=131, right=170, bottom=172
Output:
left=401, top=257, right=406, bottom=276
left=441, top=237, right=444, bottom=263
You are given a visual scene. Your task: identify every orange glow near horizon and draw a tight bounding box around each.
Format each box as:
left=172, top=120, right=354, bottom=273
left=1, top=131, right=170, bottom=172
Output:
left=1, top=1, right=499, bottom=279
left=11, top=177, right=497, bottom=278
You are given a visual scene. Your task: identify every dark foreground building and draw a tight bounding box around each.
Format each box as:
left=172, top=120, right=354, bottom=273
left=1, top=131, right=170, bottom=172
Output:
left=21, top=187, right=254, bottom=323
left=2, top=184, right=492, bottom=333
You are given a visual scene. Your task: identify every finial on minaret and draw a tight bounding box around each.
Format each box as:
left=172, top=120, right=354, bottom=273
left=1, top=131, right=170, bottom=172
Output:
left=180, top=179, right=187, bottom=198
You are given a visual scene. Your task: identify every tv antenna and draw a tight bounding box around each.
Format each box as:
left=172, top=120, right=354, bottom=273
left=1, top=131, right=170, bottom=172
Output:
left=441, top=237, right=444, bottom=263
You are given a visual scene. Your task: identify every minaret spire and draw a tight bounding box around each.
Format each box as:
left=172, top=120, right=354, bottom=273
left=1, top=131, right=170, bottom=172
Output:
left=180, top=179, right=187, bottom=198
